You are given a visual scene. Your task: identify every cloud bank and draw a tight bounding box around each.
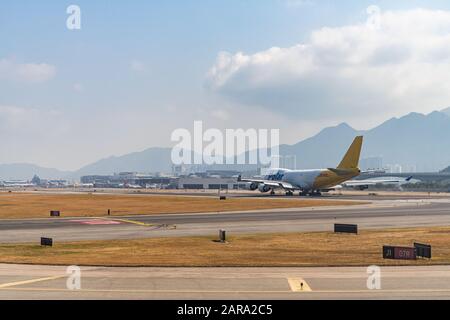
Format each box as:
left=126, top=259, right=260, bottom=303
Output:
left=0, top=58, right=56, bottom=83
left=206, top=8, right=450, bottom=120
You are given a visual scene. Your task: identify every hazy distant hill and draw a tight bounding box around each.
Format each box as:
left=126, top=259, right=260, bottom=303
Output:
left=0, top=163, right=70, bottom=181
left=279, top=122, right=361, bottom=169
left=3, top=110, right=450, bottom=180
left=280, top=111, right=450, bottom=171
left=73, top=110, right=450, bottom=174
left=362, top=111, right=450, bottom=172
left=72, top=147, right=173, bottom=178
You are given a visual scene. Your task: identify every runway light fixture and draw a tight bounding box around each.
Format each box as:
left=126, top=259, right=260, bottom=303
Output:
left=219, top=229, right=226, bottom=243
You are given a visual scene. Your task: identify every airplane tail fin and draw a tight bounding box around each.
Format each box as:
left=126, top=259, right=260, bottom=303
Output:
left=337, top=136, right=363, bottom=170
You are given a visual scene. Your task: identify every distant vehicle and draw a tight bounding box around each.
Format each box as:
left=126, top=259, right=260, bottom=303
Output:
left=239, top=136, right=363, bottom=196
left=339, top=176, right=416, bottom=190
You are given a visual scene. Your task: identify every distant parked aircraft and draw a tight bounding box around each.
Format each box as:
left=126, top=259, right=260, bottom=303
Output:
left=74, top=183, right=94, bottom=188
left=339, top=176, right=415, bottom=190
left=0, top=180, right=35, bottom=188
left=119, top=183, right=144, bottom=189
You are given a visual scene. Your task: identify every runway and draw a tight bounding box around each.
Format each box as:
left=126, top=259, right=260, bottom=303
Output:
left=1, top=195, right=450, bottom=300
left=0, top=198, right=450, bottom=243
left=1, top=264, right=450, bottom=299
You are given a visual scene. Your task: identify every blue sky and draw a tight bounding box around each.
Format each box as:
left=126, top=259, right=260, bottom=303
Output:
left=1, top=1, right=450, bottom=169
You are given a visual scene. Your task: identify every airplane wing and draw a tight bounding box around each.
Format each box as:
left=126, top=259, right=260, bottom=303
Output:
left=238, top=177, right=267, bottom=184
left=265, top=181, right=296, bottom=190
left=343, top=180, right=378, bottom=187
left=238, top=176, right=297, bottom=191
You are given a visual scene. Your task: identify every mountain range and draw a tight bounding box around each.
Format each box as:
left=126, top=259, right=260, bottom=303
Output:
left=280, top=109, right=450, bottom=172
left=1, top=109, right=450, bottom=180
left=0, top=163, right=71, bottom=181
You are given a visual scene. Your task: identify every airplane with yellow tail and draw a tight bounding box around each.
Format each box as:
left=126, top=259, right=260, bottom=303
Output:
left=238, top=136, right=363, bottom=196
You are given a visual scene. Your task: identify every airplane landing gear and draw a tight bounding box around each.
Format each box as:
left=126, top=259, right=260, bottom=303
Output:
left=299, top=190, right=322, bottom=197
left=286, top=191, right=294, bottom=196
left=270, top=189, right=276, bottom=195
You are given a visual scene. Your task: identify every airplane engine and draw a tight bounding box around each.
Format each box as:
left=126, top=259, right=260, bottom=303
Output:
left=247, top=182, right=258, bottom=191
left=258, top=184, right=271, bottom=193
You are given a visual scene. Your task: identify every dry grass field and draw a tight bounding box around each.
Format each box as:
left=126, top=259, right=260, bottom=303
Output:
left=0, top=227, right=447, bottom=267
left=0, top=192, right=362, bottom=219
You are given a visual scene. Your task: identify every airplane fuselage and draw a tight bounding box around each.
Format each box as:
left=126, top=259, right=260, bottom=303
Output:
left=241, top=136, right=364, bottom=195
left=265, top=168, right=360, bottom=191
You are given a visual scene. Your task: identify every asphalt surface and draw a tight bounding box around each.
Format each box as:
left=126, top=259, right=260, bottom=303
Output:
left=1, top=264, right=450, bottom=299
left=0, top=197, right=449, bottom=242
left=1, top=194, right=450, bottom=300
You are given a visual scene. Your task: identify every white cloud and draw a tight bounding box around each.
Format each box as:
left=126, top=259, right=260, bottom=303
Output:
left=0, top=105, right=66, bottom=134
left=210, top=109, right=231, bottom=121
left=0, top=106, right=27, bottom=129
left=206, top=7, right=450, bottom=121
left=0, top=105, right=73, bottom=168
left=0, top=58, right=56, bottom=83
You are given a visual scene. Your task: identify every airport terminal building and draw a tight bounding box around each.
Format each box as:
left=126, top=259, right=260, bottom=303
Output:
left=177, top=177, right=247, bottom=190
left=80, top=171, right=247, bottom=190
left=80, top=172, right=176, bottom=188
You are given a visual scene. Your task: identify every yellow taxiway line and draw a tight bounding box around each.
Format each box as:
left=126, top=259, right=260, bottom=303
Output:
left=0, top=276, right=65, bottom=289
left=96, top=216, right=177, bottom=229
left=109, top=218, right=154, bottom=227
left=288, top=278, right=312, bottom=292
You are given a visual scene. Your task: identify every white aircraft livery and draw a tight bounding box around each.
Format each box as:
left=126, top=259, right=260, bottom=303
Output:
left=239, top=136, right=364, bottom=196
left=340, top=176, right=415, bottom=190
